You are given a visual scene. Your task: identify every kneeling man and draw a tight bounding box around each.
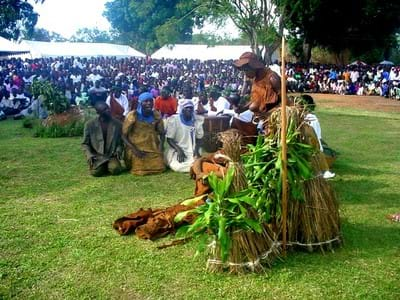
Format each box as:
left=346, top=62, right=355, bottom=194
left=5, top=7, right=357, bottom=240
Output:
left=165, top=100, right=204, bottom=172
left=82, top=102, right=123, bottom=176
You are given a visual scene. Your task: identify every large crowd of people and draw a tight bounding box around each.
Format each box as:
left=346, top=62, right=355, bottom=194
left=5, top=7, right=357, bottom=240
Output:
left=1, top=55, right=399, bottom=121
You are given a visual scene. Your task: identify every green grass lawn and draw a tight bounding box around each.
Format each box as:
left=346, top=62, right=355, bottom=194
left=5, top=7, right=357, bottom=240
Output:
left=1, top=105, right=399, bottom=299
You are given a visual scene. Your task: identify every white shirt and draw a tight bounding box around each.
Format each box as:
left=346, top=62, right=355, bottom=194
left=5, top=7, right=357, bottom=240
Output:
left=165, top=114, right=204, bottom=172
left=205, top=96, right=231, bottom=116
left=305, top=113, right=323, bottom=151
left=106, top=94, right=130, bottom=116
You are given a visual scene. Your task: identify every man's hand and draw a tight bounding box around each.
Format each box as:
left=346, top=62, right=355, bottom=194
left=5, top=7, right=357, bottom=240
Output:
left=88, top=156, right=97, bottom=167
left=133, top=149, right=146, bottom=159
left=177, top=149, right=186, bottom=163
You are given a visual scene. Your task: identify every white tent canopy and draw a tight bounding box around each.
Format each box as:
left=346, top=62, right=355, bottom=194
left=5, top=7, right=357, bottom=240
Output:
left=0, top=36, right=30, bottom=55
left=151, top=44, right=279, bottom=61
left=20, top=40, right=145, bottom=58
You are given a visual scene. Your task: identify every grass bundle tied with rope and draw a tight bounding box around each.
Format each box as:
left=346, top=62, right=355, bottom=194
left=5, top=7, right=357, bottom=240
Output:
left=266, top=106, right=341, bottom=251
left=206, top=129, right=281, bottom=274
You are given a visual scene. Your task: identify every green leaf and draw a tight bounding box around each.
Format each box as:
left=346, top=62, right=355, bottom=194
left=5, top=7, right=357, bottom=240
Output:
left=243, top=218, right=262, bottom=233
left=174, top=210, right=193, bottom=223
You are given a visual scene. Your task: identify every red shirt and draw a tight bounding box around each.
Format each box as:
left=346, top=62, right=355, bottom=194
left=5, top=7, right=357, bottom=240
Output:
left=154, top=96, right=177, bottom=117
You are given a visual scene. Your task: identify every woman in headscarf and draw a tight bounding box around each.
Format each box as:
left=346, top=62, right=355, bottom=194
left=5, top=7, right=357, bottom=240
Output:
left=164, top=99, right=204, bottom=172
left=122, top=92, right=165, bottom=175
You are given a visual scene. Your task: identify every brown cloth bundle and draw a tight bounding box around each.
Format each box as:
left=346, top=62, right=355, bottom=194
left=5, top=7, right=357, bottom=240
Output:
left=112, top=197, right=205, bottom=240
left=190, top=153, right=229, bottom=196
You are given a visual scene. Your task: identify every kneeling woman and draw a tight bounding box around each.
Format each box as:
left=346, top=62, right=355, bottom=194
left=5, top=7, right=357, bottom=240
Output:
left=122, top=92, right=165, bottom=175
left=165, top=99, right=204, bottom=172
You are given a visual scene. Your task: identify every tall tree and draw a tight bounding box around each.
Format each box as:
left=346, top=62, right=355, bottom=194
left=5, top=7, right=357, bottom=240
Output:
left=30, top=28, right=66, bottom=42
left=0, top=0, right=44, bottom=40
left=70, top=28, right=116, bottom=43
left=284, top=0, right=400, bottom=63
left=103, top=0, right=202, bottom=53
left=197, top=0, right=288, bottom=64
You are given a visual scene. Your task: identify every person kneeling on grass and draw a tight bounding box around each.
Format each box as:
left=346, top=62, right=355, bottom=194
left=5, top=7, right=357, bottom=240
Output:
left=122, top=92, right=165, bottom=175
left=296, top=94, right=336, bottom=179
left=165, top=99, right=204, bottom=172
left=82, top=102, right=123, bottom=177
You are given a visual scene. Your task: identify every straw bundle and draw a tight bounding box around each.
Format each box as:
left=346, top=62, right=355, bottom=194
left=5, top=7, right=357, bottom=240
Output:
left=206, top=130, right=281, bottom=274
left=267, top=106, right=341, bottom=251
left=287, top=177, right=341, bottom=252
left=207, top=224, right=280, bottom=274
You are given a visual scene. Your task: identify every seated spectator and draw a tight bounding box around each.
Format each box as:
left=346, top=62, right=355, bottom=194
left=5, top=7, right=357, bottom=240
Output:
left=13, top=94, right=48, bottom=120
left=81, top=102, right=124, bottom=177
left=204, top=88, right=230, bottom=116
left=154, top=86, right=177, bottom=118
left=122, top=92, right=165, bottom=175
left=165, top=99, right=204, bottom=172
left=88, top=80, right=107, bottom=106
left=297, top=94, right=335, bottom=179
left=0, top=90, right=21, bottom=116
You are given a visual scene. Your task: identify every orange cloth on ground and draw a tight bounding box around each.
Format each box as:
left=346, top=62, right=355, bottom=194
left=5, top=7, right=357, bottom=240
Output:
left=112, top=198, right=206, bottom=240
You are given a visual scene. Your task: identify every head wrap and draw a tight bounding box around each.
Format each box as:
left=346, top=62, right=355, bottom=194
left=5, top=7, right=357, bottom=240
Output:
left=179, top=99, right=195, bottom=126
left=137, top=92, right=154, bottom=123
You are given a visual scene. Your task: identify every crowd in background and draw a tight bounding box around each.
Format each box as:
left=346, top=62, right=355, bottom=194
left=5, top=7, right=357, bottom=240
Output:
left=0, top=56, right=399, bottom=120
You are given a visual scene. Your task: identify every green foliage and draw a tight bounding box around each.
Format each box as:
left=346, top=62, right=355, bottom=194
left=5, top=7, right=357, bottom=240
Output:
left=30, top=80, right=69, bottom=115
left=33, top=121, right=85, bottom=138
left=103, top=0, right=202, bottom=52
left=30, top=27, right=66, bottom=42
left=0, top=0, right=43, bottom=40
left=198, top=0, right=285, bottom=64
left=191, top=33, right=249, bottom=46
left=177, top=166, right=261, bottom=262
left=70, top=27, right=117, bottom=43
left=243, top=115, right=314, bottom=222
left=284, top=0, right=400, bottom=61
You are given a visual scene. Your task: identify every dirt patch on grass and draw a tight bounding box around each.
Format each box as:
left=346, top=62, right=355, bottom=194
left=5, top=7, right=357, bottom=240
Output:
left=301, top=93, right=400, bottom=113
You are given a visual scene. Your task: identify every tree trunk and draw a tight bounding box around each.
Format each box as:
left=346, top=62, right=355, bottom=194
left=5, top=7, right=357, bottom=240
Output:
left=302, top=41, right=312, bottom=63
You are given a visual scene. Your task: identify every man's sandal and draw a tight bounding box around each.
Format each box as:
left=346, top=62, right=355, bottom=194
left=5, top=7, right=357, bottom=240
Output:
left=386, top=213, right=400, bottom=222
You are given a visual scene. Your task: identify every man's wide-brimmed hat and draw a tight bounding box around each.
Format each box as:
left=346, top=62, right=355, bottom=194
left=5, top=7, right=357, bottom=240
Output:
left=233, top=52, right=264, bottom=69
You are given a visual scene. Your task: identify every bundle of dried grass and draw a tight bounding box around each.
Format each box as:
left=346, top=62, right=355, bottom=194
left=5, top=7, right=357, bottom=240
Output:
left=206, top=130, right=281, bottom=274
left=217, top=129, right=247, bottom=193
left=287, top=177, right=341, bottom=252
left=207, top=224, right=281, bottom=274
left=268, top=106, right=341, bottom=251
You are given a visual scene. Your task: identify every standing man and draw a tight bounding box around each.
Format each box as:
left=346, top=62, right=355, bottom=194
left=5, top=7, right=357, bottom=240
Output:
left=106, top=87, right=130, bottom=121
left=165, top=99, right=204, bottom=172
left=82, top=102, right=123, bottom=177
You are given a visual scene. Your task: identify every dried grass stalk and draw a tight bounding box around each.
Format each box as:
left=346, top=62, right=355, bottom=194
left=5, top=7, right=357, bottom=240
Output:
left=287, top=177, right=341, bottom=251
left=207, top=224, right=281, bottom=274
left=205, top=130, right=281, bottom=274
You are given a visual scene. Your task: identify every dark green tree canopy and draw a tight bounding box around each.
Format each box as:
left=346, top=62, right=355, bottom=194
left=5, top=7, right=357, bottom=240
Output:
left=284, top=0, right=400, bottom=62
left=0, top=0, right=44, bottom=40
left=103, top=0, right=202, bottom=53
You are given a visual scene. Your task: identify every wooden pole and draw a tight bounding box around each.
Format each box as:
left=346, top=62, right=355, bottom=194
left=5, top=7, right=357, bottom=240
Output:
left=280, top=36, right=288, bottom=256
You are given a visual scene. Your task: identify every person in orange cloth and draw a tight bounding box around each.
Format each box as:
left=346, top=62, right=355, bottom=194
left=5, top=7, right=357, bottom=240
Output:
left=233, top=52, right=281, bottom=115
left=154, top=86, right=177, bottom=119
